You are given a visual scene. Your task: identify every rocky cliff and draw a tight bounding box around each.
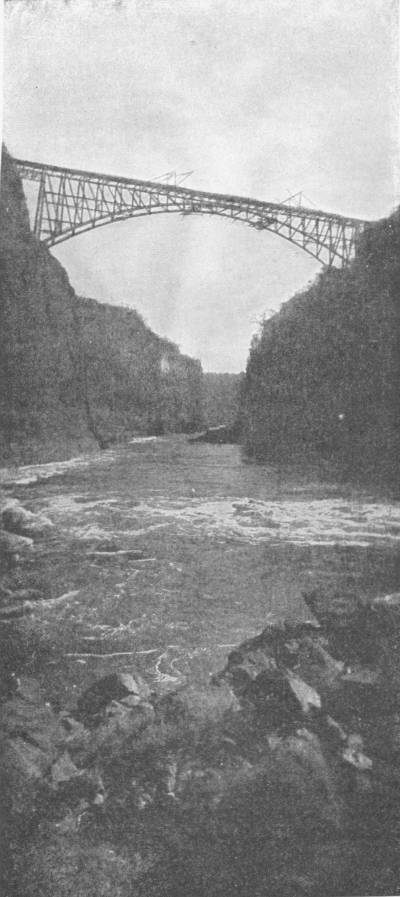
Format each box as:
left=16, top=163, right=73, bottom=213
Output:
left=242, top=212, right=400, bottom=489
left=0, top=147, right=203, bottom=465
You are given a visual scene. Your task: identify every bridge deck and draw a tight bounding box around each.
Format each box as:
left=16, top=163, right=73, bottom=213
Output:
left=14, top=157, right=370, bottom=266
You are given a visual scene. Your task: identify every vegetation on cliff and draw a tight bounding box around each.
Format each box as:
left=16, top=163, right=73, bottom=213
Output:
left=0, top=146, right=203, bottom=464
left=241, top=212, right=400, bottom=488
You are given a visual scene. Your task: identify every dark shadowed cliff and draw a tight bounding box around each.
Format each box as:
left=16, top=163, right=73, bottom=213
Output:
left=0, top=147, right=203, bottom=464
left=242, top=211, right=400, bottom=489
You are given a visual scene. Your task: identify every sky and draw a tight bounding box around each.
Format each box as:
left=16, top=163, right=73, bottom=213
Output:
left=3, top=0, right=399, bottom=371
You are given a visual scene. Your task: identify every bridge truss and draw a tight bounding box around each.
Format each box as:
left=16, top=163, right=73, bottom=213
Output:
left=15, top=158, right=369, bottom=267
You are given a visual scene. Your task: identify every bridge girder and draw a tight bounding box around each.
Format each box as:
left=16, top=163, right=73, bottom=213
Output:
left=15, top=158, right=368, bottom=267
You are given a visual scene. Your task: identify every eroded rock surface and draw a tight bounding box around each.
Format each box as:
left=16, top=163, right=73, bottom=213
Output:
left=3, top=587, right=400, bottom=896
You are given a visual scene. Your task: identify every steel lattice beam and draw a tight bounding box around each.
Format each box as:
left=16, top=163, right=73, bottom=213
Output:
left=15, top=158, right=369, bottom=267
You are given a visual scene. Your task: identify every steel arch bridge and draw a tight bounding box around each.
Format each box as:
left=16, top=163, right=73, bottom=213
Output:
left=15, top=158, right=369, bottom=267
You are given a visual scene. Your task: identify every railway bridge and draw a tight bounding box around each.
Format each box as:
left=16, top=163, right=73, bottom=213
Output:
left=15, top=158, right=369, bottom=267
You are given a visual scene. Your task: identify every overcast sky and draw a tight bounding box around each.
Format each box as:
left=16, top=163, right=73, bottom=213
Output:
left=3, top=0, right=399, bottom=371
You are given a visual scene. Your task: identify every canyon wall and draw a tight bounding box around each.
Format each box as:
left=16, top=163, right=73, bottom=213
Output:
left=242, top=212, right=400, bottom=489
left=0, top=147, right=203, bottom=464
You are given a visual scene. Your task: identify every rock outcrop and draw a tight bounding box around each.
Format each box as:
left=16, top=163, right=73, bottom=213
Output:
left=241, top=209, right=400, bottom=489
left=0, top=146, right=204, bottom=465
left=3, top=585, right=400, bottom=895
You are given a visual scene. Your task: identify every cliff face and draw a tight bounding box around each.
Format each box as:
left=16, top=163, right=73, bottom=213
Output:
left=242, top=212, right=400, bottom=488
left=0, top=147, right=203, bottom=464
left=76, top=297, right=203, bottom=445
left=0, top=147, right=97, bottom=462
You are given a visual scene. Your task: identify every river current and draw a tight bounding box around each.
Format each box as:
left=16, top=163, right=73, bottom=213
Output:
left=1, top=436, right=399, bottom=703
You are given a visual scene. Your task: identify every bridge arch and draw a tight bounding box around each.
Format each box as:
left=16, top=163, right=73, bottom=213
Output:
left=15, top=158, right=368, bottom=268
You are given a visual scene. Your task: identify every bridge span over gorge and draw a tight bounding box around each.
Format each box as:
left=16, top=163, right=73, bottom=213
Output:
left=15, top=158, right=370, bottom=267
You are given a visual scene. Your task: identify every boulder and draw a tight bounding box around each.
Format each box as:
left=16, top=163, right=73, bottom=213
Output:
left=342, top=733, right=373, bottom=772
left=77, top=672, right=150, bottom=719
left=50, top=750, right=81, bottom=788
left=156, top=681, right=240, bottom=731
left=0, top=685, right=65, bottom=819
left=245, top=667, right=322, bottom=729
left=83, top=700, right=155, bottom=762
left=303, top=587, right=379, bottom=665
left=1, top=737, right=51, bottom=816
left=0, top=688, right=64, bottom=755
left=287, top=674, right=322, bottom=715
left=0, top=529, right=34, bottom=565
left=2, top=499, right=54, bottom=538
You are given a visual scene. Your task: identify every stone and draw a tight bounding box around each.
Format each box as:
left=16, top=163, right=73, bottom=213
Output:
left=0, top=694, right=61, bottom=750
left=1, top=737, right=50, bottom=816
left=156, top=682, right=240, bottom=731
left=77, top=671, right=150, bottom=718
left=0, top=529, right=34, bottom=564
left=226, top=652, right=279, bottom=695
left=84, top=701, right=155, bottom=760
left=342, top=733, right=373, bottom=771
left=50, top=751, right=81, bottom=788
left=303, top=587, right=379, bottom=665
left=246, top=667, right=321, bottom=728
left=294, top=635, right=345, bottom=691
left=2, top=499, right=54, bottom=538
left=287, top=674, right=322, bottom=715
left=324, top=715, right=348, bottom=746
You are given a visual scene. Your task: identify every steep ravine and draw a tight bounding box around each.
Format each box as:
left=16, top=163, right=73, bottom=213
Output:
left=0, top=146, right=203, bottom=465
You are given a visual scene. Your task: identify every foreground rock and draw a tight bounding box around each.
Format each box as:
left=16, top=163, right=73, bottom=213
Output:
left=77, top=672, right=151, bottom=720
left=0, top=529, right=34, bottom=567
left=1, top=499, right=54, bottom=538
left=3, top=587, right=400, bottom=896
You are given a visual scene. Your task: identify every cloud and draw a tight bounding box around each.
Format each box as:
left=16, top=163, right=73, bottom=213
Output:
left=3, top=0, right=398, bottom=370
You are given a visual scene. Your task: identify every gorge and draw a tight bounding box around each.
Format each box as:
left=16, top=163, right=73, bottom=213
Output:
left=1, top=144, right=400, bottom=897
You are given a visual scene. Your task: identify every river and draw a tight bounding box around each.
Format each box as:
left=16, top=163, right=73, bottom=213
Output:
left=1, top=435, right=399, bottom=706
